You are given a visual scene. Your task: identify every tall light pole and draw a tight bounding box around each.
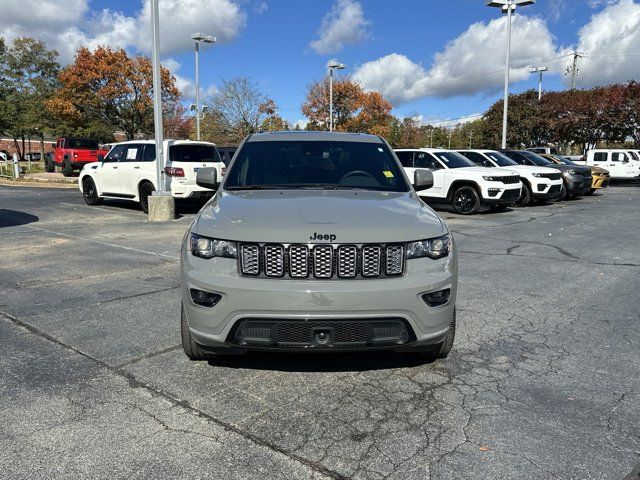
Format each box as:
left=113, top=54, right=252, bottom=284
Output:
left=150, top=0, right=165, bottom=193
left=529, top=66, right=548, bottom=101
left=327, top=61, right=346, bottom=131
left=191, top=33, right=216, bottom=140
left=487, top=0, right=535, bottom=149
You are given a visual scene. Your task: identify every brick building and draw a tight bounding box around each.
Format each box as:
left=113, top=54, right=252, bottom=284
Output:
left=0, top=137, right=56, bottom=158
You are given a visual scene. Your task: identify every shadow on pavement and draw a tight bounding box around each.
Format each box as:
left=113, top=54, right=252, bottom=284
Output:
left=207, top=350, right=438, bottom=372
left=0, top=209, right=39, bottom=228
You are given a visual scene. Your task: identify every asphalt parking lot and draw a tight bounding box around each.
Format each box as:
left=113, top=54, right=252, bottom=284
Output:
left=1, top=184, right=639, bottom=479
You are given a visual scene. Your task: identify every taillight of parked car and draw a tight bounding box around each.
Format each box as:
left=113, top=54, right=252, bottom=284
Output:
left=164, top=167, right=185, bottom=177
left=221, top=167, right=226, bottom=177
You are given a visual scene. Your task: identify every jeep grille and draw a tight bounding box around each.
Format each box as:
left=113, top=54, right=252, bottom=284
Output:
left=239, top=243, right=405, bottom=279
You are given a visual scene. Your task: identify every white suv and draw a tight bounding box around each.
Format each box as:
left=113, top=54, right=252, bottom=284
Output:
left=457, top=150, right=563, bottom=206
left=395, top=148, right=522, bottom=215
left=79, top=140, right=225, bottom=212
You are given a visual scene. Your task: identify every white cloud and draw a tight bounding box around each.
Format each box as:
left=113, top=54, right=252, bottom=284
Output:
left=571, top=0, right=640, bottom=87
left=309, top=0, right=370, bottom=55
left=353, top=15, right=558, bottom=104
left=0, top=0, right=245, bottom=63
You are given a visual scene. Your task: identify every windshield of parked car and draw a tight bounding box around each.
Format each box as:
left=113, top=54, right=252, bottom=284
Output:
left=628, top=151, right=639, bottom=160
left=224, top=140, right=409, bottom=192
left=518, top=151, right=554, bottom=166
left=432, top=151, right=475, bottom=169
left=552, top=156, right=576, bottom=166
left=67, top=138, right=98, bottom=150
left=485, top=151, right=518, bottom=167
left=169, top=144, right=222, bottom=163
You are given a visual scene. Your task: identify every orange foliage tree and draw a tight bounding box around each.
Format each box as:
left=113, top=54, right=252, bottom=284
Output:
left=301, top=78, right=392, bottom=136
left=48, top=46, right=180, bottom=139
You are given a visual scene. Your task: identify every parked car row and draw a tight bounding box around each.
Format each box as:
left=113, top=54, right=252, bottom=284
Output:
left=394, top=147, right=617, bottom=215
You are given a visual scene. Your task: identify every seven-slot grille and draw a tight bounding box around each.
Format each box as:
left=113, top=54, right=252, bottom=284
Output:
left=239, top=243, right=405, bottom=279
left=499, top=175, right=520, bottom=184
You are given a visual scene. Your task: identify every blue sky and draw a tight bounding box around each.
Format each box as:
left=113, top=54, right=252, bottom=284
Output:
left=4, top=0, right=639, bottom=126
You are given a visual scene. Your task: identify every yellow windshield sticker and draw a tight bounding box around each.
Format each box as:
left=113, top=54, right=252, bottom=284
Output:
left=383, top=170, right=394, bottom=178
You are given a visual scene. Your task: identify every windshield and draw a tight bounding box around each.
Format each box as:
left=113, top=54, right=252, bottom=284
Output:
left=518, top=151, right=553, bottom=166
left=67, top=138, right=98, bottom=150
left=169, top=144, right=222, bottom=163
left=224, top=140, right=409, bottom=192
left=432, top=151, right=475, bottom=169
left=486, top=151, right=518, bottom=167
left=552, top=155, right=575, bottom=166
left=628, top=151, right=639, bottom=160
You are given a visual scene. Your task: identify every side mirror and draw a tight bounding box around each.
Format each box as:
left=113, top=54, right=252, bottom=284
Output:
left=414, top=169, right=434, bottom=190
left=196, top=167, right=219, bottom=190
left=98, top=154, right=105, bottom=163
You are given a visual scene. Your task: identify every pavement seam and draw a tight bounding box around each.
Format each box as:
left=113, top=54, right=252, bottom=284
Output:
left=97, top=286, right=180, bottom=305
left=114, top=344, right=183, bottom=369
left=0, top=310, right=347, bottom=480
left=23, top=224, right=180, bottom=261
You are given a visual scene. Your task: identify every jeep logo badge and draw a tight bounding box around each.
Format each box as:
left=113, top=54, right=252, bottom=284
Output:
left=310, top=232, right=337, bottom=242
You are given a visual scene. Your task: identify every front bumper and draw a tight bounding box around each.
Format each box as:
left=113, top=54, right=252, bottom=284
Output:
left=530, top=179, right=564, bottom=199
left=181, top=240, right=458, bottom=352
left=592, top=175, right=610, bottom=189
left=565, top=176, right=592, bottom=195
left=481, top=185, right=522, bottom=205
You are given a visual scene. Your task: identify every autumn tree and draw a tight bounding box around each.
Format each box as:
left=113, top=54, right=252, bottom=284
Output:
left=259, top=99, right=290, bottom=132
left=0, top=37, right=60, bottom=159
left=202, top=77, right=277, bottom=144
left=48, top=46, right=179, bottom=140
left=164, top=103, right=193, bottom=139
left=302, top=78, right=361, bottom=131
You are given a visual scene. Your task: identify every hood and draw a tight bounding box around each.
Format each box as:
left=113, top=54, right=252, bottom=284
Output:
left=543, top=164, right=589, bottom=173
left=193, top=190, right=446, bottom=244
left=589, top=165, right=609, bottom=174
left=447, top=166, right=520, bottom=176
left=502, top=165, right=561, bottom=174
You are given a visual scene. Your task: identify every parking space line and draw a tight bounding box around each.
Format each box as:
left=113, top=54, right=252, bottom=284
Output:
left=23, top=224, right=180, bottom=261
left=0, top=310, right=347, bottom=480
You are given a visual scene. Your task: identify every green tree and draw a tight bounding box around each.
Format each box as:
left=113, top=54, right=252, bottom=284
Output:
left=0, top=37, right=60, bottom=159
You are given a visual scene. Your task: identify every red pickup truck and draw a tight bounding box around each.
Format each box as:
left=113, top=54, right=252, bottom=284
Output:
left=45, top=137, right=109, bottom=176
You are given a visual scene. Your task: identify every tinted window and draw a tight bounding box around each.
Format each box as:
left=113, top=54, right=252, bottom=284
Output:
left=143, top=144, right=156, bottom=162
left=432, top=151, right=475, bottom=169
left=104, top=145, right=125, bottom=162
left=169, top=144, right=221, bottom=163
left=122, top=144, right=142, bottom=162
left=67, top=138, right=99, bottom=150
left=518, top=151, right=553, bottom=166
left=414, top=152, right=441, bottom=169
left=593, top=152, right=608, bottom=162
left=485, top=151, right=517, bottom=167
left=459, top=151, right=491, bottom=167
left=612, top=152, right=626, bottom=162
left=225, top=140, right=409, bottom=192
left=395, top=151, right=414, bottom=168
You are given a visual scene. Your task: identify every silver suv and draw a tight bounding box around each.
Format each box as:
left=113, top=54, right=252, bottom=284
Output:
left=180, top=131, right=458, bottom=361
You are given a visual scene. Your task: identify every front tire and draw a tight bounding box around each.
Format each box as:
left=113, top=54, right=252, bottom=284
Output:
left=587, top=188, right=596, bottom=195
left=138, top=181, right=155, bottom=213
left=62, top=157, right=74, bottom=177
left=514, top=182, right=531, bottom=207
left=557, top=183, right=567, bottom=201
left=82, top=177, right=102, bottom=205
left=451, top=185, right=481, bottom=215
left=181, top=303, right=214, bottom=361
left=44, top=154, right=55, bottom=173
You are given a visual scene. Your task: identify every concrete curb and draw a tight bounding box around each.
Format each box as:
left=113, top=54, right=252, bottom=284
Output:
left=0, top=178, right=78, bottom=189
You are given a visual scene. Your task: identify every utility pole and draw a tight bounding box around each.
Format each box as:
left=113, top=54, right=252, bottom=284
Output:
left=570, top=52, right=582, bottom=89
left=430, top=128, right=434, bottom=148
left=469, top=131, right=474, bottom=149
left=448, top=130, right=453, bottom=150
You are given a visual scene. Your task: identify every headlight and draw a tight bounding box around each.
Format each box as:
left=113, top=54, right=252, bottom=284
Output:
left=407, top=234, right=451, bottom=260
left=190, top=233, right=237, bottom=259
left=532, top=173, right=545, bottom=178
left=568, top=169, right=581, bottom=175
left=483, top=176, right=501, bottom=182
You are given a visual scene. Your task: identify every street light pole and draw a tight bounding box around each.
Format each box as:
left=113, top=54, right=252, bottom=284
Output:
left=327, top=61, right=346, bottom=132
left=191, top=33, right=216, bottom=141
left=487, top=0, right=535, bottom=149
left=529, top=66, right=548, bottom=101
left=150, top=0, right=164, bottom=193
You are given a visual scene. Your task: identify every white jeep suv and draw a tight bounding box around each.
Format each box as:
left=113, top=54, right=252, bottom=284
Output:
left=395, top=148, right=522, bottom=215
left=79, top=139, right=224, bottom=212
left=457, top=150, right=563, bottom=206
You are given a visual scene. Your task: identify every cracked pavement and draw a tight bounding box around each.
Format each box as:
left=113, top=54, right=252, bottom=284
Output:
left=0, top=184, right=638, bottom=479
